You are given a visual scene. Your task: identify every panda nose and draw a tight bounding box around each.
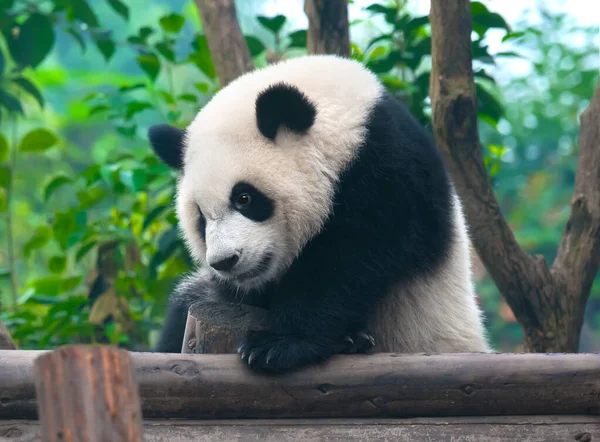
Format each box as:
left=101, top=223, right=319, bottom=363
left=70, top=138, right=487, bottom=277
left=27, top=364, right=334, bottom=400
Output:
left=209, top=254, right=240, bottom=272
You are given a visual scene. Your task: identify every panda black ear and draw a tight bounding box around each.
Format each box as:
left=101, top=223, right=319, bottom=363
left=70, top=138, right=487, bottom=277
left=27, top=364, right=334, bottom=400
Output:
left=148, top=124, right=186, bottom=169
left=255, top=82, right=317, bottom=141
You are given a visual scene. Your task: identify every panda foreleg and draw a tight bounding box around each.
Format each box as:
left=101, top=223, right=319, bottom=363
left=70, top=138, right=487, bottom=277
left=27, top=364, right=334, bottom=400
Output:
left=154, top=270, right=223, bottom=353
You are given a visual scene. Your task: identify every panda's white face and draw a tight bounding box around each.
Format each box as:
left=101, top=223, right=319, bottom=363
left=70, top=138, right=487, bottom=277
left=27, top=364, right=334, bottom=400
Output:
left=154, top=55, right=383, bottom=292
left=176, top=134, right=320, bottom=291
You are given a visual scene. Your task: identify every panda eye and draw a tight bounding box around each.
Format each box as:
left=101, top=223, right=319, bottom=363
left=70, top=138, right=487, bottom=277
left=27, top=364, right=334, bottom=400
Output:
left=236, top=193, right=251, bottom=207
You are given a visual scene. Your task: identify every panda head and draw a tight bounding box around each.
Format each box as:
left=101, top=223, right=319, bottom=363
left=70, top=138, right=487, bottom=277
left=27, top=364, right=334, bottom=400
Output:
left=148, top=56, right=381, bottom=291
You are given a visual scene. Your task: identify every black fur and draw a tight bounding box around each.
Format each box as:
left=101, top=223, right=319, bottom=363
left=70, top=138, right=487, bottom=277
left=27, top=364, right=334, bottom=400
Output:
left=230, top=181, right=275, bottom=222
left=148, top=124, right=186, bottom=169
left=255, top=83, right=317, bottom=140
left=236, top=91, right=454, bottom=372
left=196, top=206, right=206, bottom=239
left=155, top=90, right=454, bottom=373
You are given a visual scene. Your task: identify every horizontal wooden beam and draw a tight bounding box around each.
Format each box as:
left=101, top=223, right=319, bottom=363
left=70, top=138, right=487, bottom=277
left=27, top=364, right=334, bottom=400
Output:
left=1, top=351, right=599, bottom=420
left=2, top=416, right=599, bottom=441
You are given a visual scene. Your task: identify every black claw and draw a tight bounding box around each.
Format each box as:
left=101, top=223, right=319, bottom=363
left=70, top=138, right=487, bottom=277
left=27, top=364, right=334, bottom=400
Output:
left=248, top=350, right=259, bottom=365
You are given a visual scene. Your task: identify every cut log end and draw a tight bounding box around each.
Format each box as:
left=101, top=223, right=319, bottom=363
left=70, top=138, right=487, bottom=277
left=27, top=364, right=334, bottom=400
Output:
left=182, top=301, right=269, bottom=354
left=33, top=345, right=144, bottom=442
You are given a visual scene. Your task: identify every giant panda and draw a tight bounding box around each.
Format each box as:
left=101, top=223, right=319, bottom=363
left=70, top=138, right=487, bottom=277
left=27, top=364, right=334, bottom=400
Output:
left=148, top=54, right=491, bottom=373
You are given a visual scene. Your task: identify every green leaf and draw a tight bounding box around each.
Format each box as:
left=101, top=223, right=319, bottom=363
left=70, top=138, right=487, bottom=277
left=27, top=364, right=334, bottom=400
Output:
left=0, top=133, right=8, bottom=163
left=502, top=31, right=525, bottom=42
left=366, top=52, right=397, bottom=73
left=189, top=35, right=216, bottom=79
left=75, top=210, right=87, bottom=227
left=476, top=83, right=503, bottom=124
left=365, top=4, right=397, bottom=24
left=125, top=101, right=152, bottom=119
left=159, top=13, right=185, bottom=33
left=44, top=175, right=72, bottom=201
left=120, top=169, right=146, bottom=192
left=19, top=128, right=59, bottom=153
left=0, top=188, right=6, bottom=213
left=288, top=30, right=307, bottom=48
left=195, top=82, right=210, bottom=94
left=142, top=204, right=169, bottom=231
left=65, top=27, right=86, bottom=51
left=70, top=0, right=99, bottom=27
left=76, top=241, right=97, bottom=262
left=405, top=16, right=429, bottom=36
left=0, top=90, right=24, bottom=115
left=470, top=1, right=489, bottom=15
left=245, top=36, right=266, bottom=57
left=0, top=47, right=5, bottom=74
left=6, top=13, right=55, bottom=68
left=11, top=77, right=44, bottom=108
left=155, top=42, right=175, bottom=62
left=178, top=93, right=197, bottom=103
left=23, top=226, right=52, bottom=258
left=0, top=165, right=11, bottom=188
left=257, top=15, right=286, bottom=34
left=93, top=35, right=116, bottom=61
left=159, top=90, right=176, bottom=105
left=116, top=124, right=136, bottom=137
left=48, top=256, right=67, bottom=274
left=136, top=53, right=161, bottom=81
left=119, top=83, right=145, bottom=92
left=89, top=105, right=109, bottom=116
left=107, top=0, right=129, bottom=20
left=128, top=27, right=154, bottom=45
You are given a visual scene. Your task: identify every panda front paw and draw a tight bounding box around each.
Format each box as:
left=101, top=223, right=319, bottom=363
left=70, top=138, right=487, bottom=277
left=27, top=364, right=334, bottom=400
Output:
left=338, top=330, right=376, bottom=354
left=237, top=331, right=332, bottom=373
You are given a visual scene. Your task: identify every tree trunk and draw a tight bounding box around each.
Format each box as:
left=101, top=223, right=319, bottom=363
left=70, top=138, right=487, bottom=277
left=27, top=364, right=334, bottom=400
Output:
left=305, top=0, right=350, bottom=57
left=195, top=0, right=253, bottom=87
left=429, top=0, right=600, bottom=352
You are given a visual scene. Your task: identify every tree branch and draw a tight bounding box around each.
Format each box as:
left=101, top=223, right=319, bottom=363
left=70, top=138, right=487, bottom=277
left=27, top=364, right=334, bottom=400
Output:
left=0, top=318, right=17, bottom=350
left=429, top=0, right=600, bottom=352
left=305, top=0, right=350, bottom=57
left=552, top=82, right=600, bottom=305
left=195, top=0, right=253, bottom=87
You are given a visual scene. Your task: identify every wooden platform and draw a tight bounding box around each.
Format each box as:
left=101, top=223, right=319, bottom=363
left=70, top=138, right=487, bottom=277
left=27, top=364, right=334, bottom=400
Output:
left=2, top=416, right=599, bottom=441
left=1, top=350, right=599, bottom=441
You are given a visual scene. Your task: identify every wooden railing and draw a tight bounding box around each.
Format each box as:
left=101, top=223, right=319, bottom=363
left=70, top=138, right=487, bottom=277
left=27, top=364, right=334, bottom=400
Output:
left=0, top=347, right=599, bottom=441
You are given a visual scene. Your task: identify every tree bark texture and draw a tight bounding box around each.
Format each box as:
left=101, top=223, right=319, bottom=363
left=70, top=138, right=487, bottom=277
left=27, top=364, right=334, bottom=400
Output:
left=182, top=301, right=268, bottom=354
left=0, top=318, right=16, bottom=350
left=33, top=345, right=144, bottom=442
left=4, top=350, right=599, bottom=420
left=195, top=0, right=253, bottom=87
left=305, top=0, right=351, bottom=57
left=429, top=0, right=600, bottom=352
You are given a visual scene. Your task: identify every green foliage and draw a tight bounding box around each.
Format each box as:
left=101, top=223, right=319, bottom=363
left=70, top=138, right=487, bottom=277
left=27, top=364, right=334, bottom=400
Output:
left=0, top=0, right=596, bottom=352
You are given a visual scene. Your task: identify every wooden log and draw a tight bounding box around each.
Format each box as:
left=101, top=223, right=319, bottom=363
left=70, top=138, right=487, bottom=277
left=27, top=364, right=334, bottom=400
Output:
left=2, top=416, right=600, bottom=442
left=1, top=351, right=599, bottom=420
left=33, top=345, right=144, bottom=442
left=182, top=301, right=269, bottom=354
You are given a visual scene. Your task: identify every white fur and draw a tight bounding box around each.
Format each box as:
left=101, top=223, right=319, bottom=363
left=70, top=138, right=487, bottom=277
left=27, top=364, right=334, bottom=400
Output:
left=176, top=55, right=383, bottom=290
left=175, top=55, right=491, bottom=353
left=369, top=193, right=492, bottom=353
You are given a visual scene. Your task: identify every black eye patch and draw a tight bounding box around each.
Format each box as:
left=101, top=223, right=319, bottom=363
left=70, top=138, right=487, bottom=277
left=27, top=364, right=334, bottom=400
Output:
left=230, top=182, right=274, bottom=222
left=196, top=206, right=206, bottom=239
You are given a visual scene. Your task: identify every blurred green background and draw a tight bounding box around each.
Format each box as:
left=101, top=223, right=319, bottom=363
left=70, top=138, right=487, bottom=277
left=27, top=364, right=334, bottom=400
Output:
left=0, top=0, right=598, bottom=352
